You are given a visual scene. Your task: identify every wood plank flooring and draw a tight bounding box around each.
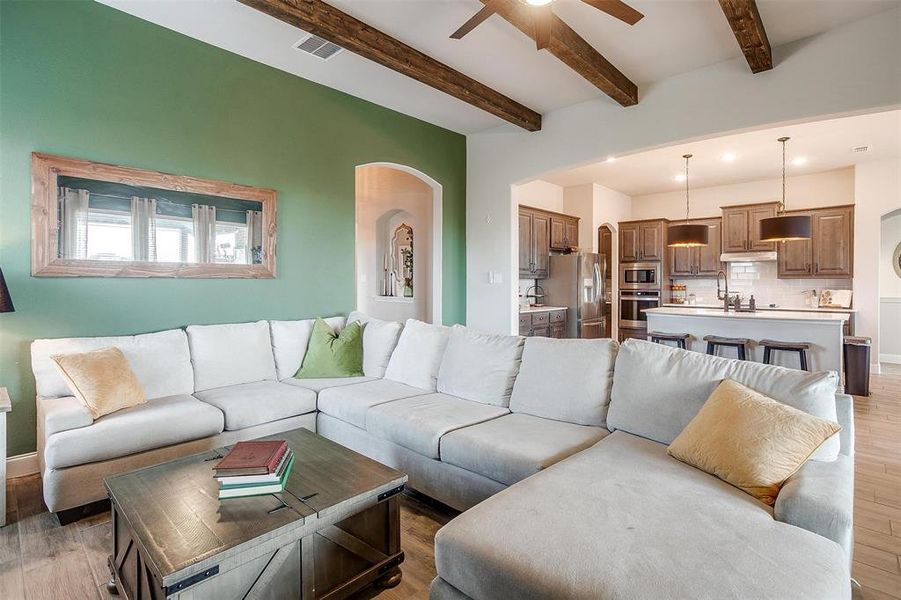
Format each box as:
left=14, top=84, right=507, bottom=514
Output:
left=0, top=367, right=898, bottom=600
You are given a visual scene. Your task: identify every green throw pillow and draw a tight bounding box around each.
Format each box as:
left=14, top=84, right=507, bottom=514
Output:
left=296, top=319, right=364, bottom=378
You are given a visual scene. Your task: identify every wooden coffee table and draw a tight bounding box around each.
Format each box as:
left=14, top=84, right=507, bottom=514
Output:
left=104, top=428, right=407, bottom=599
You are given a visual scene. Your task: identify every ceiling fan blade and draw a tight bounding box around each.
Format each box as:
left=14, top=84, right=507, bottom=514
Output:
left=450, top=0, right=505, bottom=39
left=533, top=5, right=553, bottom=50
left=580, top=0, right=644, bottom=25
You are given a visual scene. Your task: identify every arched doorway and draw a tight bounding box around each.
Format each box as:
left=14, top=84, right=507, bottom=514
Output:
left=355, top=163, right=442, bottom=324
left=598, top=224, right=615, bottom=338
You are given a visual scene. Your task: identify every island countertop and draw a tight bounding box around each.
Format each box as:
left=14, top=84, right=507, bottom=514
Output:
left=645, top=307, right=848, bottom=323
left=662, top=303, right=856, bottom=314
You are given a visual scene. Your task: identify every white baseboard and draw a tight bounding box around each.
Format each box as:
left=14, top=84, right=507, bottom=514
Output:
left=879, top=353, right=901, bottom=365
left=7, top=452, right=39, bottom=479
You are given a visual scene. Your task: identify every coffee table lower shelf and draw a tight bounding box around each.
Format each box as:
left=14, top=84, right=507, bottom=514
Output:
left=107, top=487, right=405, bottom=600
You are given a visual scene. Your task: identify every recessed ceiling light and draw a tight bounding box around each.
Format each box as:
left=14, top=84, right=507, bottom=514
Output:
left=606, top=156, right=616, bottom=163
left=792, top=156, right=808, bottom=166
left=722, top=152, right=737, bottom=162
left=851, top=145, right=870, bottom=154
left=674, top=174, right=686, bottom=182
left=524, top=0, right=554, bottom=5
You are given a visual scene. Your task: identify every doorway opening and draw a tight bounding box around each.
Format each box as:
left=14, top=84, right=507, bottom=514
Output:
left=355, top=163, right=442, bottom=324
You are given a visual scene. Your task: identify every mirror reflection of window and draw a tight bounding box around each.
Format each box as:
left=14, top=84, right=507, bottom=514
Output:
left=56, top=177, right=264, bottom=265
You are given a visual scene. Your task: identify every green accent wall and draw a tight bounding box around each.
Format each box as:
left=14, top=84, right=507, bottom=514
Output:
left=0, top=1, right=466, bottom=455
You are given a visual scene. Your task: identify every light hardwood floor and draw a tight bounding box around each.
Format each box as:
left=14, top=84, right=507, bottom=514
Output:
left=1, top=368, right=899, bottom=600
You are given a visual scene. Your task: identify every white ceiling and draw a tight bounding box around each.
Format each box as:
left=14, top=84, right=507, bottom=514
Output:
left=541, top=110, right=901, bottom=195
left=98, top=0, right=899, bottom=134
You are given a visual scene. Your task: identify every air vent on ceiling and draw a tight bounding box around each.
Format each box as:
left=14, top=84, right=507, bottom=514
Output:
left=851, top=145, right=870, bottom=154
left=294, top=34, right=343, bottom=60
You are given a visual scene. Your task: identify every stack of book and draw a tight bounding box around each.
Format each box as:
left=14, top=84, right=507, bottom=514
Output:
left=215, top=440, right=294, bottom=500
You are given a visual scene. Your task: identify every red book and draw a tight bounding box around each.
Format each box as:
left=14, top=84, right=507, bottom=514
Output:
left=215, top=440, right=288, bottom=476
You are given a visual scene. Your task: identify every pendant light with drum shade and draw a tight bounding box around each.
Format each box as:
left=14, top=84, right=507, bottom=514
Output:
left=759, top=137, right=811, bottom=242
left=668, top=154, right=709, bottom=247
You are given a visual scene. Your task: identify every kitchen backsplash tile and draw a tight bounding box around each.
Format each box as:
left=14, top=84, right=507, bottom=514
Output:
left=672, top=261, right=852, bottom=308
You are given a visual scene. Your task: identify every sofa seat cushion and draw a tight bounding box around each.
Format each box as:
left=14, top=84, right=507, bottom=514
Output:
left=44, top=395, right=224, bottom=470
left=434, top=431, right=849, bottom=600
left=366, top=394, right=509, bottom=459
left=440, top=413, right=607, bottom=486
left=317, top=379, right=430, bottom=429
left=282, top=376, right=375, bottom=393
left=194, top=381, right=316, bottom=431
left=607, top=339, right=841, bottom=461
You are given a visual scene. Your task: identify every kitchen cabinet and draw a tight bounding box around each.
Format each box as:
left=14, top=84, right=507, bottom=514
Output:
left=777, top=205, right=853, bottom=279
left=520, top=309, right=566, bottom=338
left=721, top=203, right=778, bottom=252
left=619, top=220, right=666, bottom=262
left=518, top=207, right=550, bottom=278
left=618, top=327, right=647, bottom=343
left=667, top=218, right=724, bottom=277
left=549, top=214, right=580, bottom=251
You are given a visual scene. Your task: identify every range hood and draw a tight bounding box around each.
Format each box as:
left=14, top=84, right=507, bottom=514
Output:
left=719, top=251, right=778, bottom=262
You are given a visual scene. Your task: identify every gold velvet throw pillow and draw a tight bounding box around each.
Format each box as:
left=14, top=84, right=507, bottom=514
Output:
left=51, top=347, right=146, bottom=419
left=667, top=378, right=841, bottom=506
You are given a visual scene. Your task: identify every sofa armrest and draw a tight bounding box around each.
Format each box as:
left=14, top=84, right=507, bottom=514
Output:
left=39, top=396, right=93, bottom=438
left=834, top=393, right=854, bottom=457
left=774, top=454, right=853, bottom=560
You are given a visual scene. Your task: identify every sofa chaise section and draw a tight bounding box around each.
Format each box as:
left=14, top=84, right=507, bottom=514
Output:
left=433, top=432, right=851, bottom=600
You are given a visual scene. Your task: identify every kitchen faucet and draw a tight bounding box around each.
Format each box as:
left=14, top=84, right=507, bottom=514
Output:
left=716, top=270, right=729, bottom=301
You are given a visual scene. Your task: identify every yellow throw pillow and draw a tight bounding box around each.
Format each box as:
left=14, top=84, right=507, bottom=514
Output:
left=667, top=378, right=841, bottom=506
left=51, top=347, right=146, bottom=419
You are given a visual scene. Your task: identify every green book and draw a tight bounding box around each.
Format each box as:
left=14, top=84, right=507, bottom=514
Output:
left=218, top=453, right=294, bottom=499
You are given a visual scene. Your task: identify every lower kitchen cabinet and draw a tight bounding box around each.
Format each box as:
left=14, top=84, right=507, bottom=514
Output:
left=520, top=310, right=566, bottom=337
left=618, top=328, right=648, bottom=343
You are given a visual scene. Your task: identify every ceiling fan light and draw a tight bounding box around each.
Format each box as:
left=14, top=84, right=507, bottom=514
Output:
left=759, top=214, right=812, bottom=242
left=667, top=223, right=710, bottom=247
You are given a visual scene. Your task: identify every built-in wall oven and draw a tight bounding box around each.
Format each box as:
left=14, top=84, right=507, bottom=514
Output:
left=619, top=290, right=661, bottom=329
left=620, top=262, right=661, bottom=290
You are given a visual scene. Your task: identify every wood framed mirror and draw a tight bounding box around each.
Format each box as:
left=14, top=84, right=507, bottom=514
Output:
left=31, top=153, right=276, bottom=278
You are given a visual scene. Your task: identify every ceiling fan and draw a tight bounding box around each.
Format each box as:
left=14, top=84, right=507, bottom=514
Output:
left=451, top=0, right=644, bottom=50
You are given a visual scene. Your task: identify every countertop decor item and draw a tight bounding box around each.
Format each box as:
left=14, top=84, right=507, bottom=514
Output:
left=668, top=154, right=709, bottom=247
left=759, top=137, right=812, bottom=242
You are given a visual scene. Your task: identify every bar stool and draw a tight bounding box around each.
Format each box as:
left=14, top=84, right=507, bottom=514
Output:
left=703, top=335, right=751, bottom=360
left=760, top=339, right=810, bottom=371
left=648, top=331, right=691, bottom=350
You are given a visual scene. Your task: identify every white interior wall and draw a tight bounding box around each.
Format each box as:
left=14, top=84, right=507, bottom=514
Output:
left=854, top=157, right=901, bottom=368
left=356, top=166, right=433, bottom=322
left=879, top=208, right=901, bottom=362
left=466, top=7, right=901, bottom=334
left=630, top=168, right=855, bottom=219
left=511, top=180, right=564, bottom=212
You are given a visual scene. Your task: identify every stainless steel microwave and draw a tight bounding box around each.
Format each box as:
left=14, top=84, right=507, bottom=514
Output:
left=619, top=262, right=661, bottom=290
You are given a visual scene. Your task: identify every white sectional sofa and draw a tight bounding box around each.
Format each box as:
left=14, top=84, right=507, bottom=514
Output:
left=31, top=313, right=854, bottom=598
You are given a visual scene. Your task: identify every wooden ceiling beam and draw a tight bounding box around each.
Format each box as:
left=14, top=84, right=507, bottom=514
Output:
left=238, top=0, right=542, bottom=131
left=486, top=0, right=638, bottom=107
left=718, top=0, right=773, bottom=73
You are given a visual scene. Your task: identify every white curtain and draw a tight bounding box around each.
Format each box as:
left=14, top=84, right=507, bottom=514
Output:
left=58, top=187, right=89, bottom=259
left=131, top=197, right=157, bottom=262
left=192, top=204, right=217, bottom=263
left=246, top=210, right=263, bottom=264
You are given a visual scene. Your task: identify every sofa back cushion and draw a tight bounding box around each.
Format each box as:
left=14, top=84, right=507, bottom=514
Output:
left=606, top=339, right=840, bottom=461
left=31, top=329, right=193, bottom=400
left=187, top=321, right=277, bottom=391
left=437, top=327, right=525, bottom=406
left=384, top=319, right=451, bottom=391
left=348, top=311, right=403, bottom=378
left=509, top=337, right=619, bottom=426
left=269, top=316, right=347, bottom=380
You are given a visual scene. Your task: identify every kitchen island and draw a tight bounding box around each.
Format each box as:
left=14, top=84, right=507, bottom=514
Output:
left=644, top=307, right=848, bottom=375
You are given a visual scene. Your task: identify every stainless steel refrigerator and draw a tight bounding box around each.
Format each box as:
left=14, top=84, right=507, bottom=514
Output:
left=544, top=253, right=607, bottom=339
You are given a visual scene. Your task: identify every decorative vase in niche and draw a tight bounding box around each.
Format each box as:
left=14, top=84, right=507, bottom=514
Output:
left=403, top=279, right=413, bottom=298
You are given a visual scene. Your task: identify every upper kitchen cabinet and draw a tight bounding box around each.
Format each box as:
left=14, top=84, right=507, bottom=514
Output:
left=722, top=203, right=778, bottom=252
left=668, top=217, right=724, bottom=277
left=619, top=219, right=667, bottom=262
left=777, top=205, right=854, bottom=279
left=549, top=213, right=580, bottom=251
left=519, top=206, right=550, bottom=278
